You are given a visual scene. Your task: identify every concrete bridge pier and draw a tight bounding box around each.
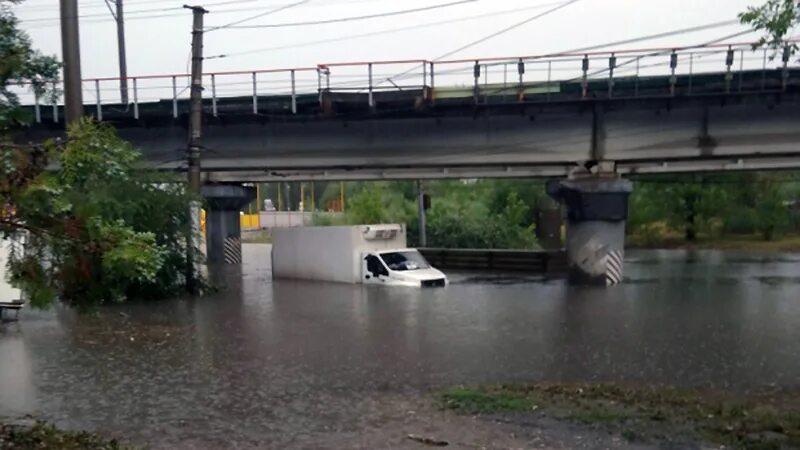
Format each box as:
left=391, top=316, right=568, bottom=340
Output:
left=202, top=184, right=256, bottom=265
left=547, top=170, right=633, bottom=286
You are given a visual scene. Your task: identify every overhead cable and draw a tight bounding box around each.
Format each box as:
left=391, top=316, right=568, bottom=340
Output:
left=205, top=0, right=312, bottom=31
left=207, top=1, right=566, bottom=59
left=555, top=19, right=741, bottom=55
left=434, top=0, right=582, bottom=61
left=575, top=28, right=757, bottom=81
left=19, top=0, right=265, bottom=19
left=219, top=0, right=479, bottom=29
left=379, top=0, right=580, bottom=86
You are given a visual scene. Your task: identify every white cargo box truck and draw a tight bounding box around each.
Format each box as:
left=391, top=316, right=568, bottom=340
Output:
left=271, top=224, right=447, bottom=287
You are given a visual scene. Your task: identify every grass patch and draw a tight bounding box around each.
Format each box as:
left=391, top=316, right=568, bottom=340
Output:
left=438, top=386, right=538, bottom=414
left=241, top=230, right=271, bottom=244
left=0, top=421, right=135, bottom=449
left=628, top=232, right=800, bottom=252
left=438, top=383, right=800, bottom=449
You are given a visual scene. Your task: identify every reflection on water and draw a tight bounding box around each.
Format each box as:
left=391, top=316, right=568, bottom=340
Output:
left=1, top=245, right=799, bottom=447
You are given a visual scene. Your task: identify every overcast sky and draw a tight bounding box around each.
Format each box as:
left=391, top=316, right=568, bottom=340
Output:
left=12, top=0, right=773, bottom=80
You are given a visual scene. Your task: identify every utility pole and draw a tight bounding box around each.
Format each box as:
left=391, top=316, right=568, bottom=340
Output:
left=417, top=180, right=427, bottom=247
left=185, top=5, right=206, bottom=292
left=185, top=5, right=206, bottom=194
left=60, top=0, right=83, bottom=124
left=104, top=0, right=129, bottom=104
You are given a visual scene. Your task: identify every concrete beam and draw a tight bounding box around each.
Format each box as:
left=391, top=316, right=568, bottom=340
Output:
left=202, top=184, right=256, bottom=265
left=193, top=155, right=800, bottom=182
left=548, top=174, right=633, bottom=286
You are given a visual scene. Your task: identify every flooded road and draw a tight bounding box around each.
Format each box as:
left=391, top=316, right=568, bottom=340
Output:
left=1, top=245, right=800, bottom=448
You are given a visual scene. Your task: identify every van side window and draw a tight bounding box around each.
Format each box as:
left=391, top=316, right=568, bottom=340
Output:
left=365, top=255, right=388, bottom=277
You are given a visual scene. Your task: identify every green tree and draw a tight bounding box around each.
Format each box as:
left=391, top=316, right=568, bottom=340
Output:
left=740, top=0, right=799, bottom=53
left=313, top=180, right=539, bottom=249
left=628, top=176, right=731, bottom=242
left=0, top=0, right=59, bottom=130
left=1, top=0, right=59, bottom=218
left=6, top=120, right=199, bottom=308
left=725, top=173, right=790, bottom=240
left=1, top=3, right=197, bottom=309
left=345, top=188, right=385, bottom=224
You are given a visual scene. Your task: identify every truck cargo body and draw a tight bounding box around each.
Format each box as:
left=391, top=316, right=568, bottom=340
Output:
left=271, top=225, right=447, bottom=287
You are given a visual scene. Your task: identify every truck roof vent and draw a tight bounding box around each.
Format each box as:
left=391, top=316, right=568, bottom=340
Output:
left=363, top=225, right=401, bottom=240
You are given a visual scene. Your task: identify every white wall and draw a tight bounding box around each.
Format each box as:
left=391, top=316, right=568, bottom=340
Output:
left=0, top=238, right=22, bottom=303
left=258, top=212, right=313, bottom=229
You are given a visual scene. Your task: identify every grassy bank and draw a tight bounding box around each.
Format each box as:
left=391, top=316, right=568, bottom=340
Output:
left=241, top=229, right=271, bottom=244
left=628, top=232, right=800, bottom=252
left=0, top=420, right=134, bottom=450
left=439, top=383, right=800, bottom=449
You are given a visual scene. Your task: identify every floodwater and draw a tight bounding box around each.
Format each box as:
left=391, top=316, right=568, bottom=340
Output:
left=1, top=245, right=800, bottom=448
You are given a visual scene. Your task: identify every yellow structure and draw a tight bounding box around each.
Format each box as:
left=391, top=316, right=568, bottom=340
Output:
left=240, top=214, right=261, bottom=230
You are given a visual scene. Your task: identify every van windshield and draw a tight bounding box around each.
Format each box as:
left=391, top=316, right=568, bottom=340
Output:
left=380, top=251, right=431, bottom=271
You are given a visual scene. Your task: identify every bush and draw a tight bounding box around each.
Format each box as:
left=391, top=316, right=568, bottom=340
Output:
left=4, top=120, right=199, bottom=309
left=310, top=181, right=539, bottom=249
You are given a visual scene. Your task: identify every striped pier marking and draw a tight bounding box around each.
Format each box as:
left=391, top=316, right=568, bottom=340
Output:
left=605, top=250, right=624, bottom=286
left=224, top=237, right=242, bottom=264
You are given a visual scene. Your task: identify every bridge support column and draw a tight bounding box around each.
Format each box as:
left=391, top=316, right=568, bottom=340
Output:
left=547, top=171, right=632, bottom=286
left=202, top=184, right=256, bottom=265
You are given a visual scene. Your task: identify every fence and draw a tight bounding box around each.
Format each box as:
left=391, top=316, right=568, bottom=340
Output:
left=13, top=39, right=800, bottom=123
left=419, top=248, right=566, bottom=275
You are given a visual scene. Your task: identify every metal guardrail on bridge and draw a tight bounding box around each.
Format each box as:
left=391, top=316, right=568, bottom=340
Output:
left=13, top=39, right=800, bottom=123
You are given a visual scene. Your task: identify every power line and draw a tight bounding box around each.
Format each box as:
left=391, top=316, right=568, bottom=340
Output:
left=435, top=0, right=582, bottom=61
left=17, top=0, right=271, bottom=12
left=24, top=12, right=186, bottom=29
left=219, top=0, right=479, bottom=29
left=378, top=0, right=580, bottom=86
left=555, top=20, right=741, bottom=55
left=21, top=6, right=178, bottom=22
left=205, top=0, right=312, bottom=32
left=207, top=1, right=566, bottom=59
left=18, top=0, right=312, bottom=24
left=577, top=28, right=757, bottom=81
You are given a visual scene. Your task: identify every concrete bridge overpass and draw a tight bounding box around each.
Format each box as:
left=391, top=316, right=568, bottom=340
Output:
left=16, top=42, right=800, bottom=182
left=14, top=42, right=800, bottom=284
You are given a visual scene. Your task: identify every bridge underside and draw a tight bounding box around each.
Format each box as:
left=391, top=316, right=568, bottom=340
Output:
left=18, top=73, right=800, bottom=182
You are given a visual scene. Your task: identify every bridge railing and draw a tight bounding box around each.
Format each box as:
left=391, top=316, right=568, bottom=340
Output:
left=11, top=40, right=799, bottom=123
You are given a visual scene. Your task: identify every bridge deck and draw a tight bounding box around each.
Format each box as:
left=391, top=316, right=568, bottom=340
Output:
left=23, top=69, right=799, bottom=127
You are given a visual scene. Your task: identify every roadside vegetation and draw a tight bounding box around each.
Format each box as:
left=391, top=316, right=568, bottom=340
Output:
left=439, top=383, right=800, bottom=449
left=310, top=180, right=543, bottom=249
left=627, top=174, right=800, bottom=249
left=256, top=173, right=800, bottom=251
left=1, top=2, right=199, bottom=310
left=0, top=420, right=135, bottom=450
left=241, top=229, right=272, bottom=244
